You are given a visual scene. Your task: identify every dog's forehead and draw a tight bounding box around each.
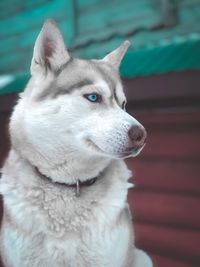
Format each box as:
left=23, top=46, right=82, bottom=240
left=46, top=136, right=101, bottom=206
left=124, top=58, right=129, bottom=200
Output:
left=56, top=58, right=122, bottom=95
left=35, top=58, right=124, bottom=101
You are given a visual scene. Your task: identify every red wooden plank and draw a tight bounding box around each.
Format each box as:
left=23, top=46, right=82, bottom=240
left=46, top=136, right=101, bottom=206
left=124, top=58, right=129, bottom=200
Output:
left=128, top=110, right=200, bottom=159
left=134, top=223, right=200, bottom=264
left=128, top=191, right=200, bottom=229
left=0, top=113, right=10, bottom=167
left=150, top=253, right=198, bottom=267
left=0, top=257, right=4, bottom=267
left=124, top=70, right=200, bottom=102
left=0, top=93, right=18, bottom=112
left=126, top=159, right=200, bottom=194
left=129, top=111, right=200, bottom=127
left=0, top=197, right=3, bottom=227
left=140, top=128, right=200, bottom=160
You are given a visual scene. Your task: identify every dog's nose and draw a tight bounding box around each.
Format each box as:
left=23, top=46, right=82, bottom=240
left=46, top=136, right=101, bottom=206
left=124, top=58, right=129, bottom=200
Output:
left=128, top=125, right=147, bottom=146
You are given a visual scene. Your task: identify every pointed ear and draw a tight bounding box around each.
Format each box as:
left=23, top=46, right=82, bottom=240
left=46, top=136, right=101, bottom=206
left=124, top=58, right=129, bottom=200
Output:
left=102, top=40, right=130, bottom=69
left=31, top=19, right=70, bottom=75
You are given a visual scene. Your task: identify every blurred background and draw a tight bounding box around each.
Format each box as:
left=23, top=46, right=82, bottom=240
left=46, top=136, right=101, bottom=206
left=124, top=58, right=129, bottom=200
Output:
left=0, top=1, right=200, bottom=266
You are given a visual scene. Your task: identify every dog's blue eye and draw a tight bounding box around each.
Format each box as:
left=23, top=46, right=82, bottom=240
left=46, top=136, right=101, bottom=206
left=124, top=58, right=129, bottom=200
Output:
left=88, top=94, right=97, bottom=102
left=84, top=93, right=101, bottom=103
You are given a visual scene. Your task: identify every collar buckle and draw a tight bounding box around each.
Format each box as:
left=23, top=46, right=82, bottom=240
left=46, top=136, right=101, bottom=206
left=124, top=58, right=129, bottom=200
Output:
left=76, top=180, right=80, bottom=197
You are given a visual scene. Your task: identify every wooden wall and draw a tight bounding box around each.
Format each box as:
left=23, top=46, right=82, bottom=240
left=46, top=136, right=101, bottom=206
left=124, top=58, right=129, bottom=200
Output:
left=127, top=111, right=200, bottom=267
left=124, top=70, right=200, bottom=267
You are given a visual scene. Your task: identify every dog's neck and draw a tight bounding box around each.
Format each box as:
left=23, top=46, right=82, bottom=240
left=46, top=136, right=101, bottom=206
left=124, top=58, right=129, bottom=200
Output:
left=11, top=146, right=111, bottom=189
left=34, top=165, right=106, bottom=197
left=32, top=152, right=111, bottom=185
left=4, top=150, right=112, bottom=193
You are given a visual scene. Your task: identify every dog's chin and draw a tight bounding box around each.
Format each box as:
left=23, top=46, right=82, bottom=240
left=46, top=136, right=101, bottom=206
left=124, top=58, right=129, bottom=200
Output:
left=85, top=138, right=145, bottom=159
left=112, top=144, right=145, bottom=159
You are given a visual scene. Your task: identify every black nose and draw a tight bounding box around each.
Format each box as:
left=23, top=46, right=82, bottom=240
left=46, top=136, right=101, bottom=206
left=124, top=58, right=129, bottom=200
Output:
left=128, top=125, right=147, bottom=146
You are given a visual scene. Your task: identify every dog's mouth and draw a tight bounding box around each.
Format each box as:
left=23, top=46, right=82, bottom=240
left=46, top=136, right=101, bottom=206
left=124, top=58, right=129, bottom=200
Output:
left=85, top=138, right=105, bottom=154
left=85, top=138, right=145, bottom=159
left=117, top=143, right=146, bottom=159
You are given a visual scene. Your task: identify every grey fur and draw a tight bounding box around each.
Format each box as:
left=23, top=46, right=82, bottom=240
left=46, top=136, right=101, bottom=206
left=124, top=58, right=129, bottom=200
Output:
left=36, top=59, right=120, bottom=102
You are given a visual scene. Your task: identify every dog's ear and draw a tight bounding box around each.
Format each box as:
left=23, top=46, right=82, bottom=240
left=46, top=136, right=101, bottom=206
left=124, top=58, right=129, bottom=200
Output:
left=31, top=19, right=70, bottom=75
left=102, top=40, right=130, bottom=69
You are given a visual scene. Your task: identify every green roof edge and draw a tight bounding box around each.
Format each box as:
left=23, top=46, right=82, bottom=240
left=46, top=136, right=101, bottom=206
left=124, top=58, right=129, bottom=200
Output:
left=1, top=35, right=200, bottom=95
left=121, top=34, right=200, bottom=77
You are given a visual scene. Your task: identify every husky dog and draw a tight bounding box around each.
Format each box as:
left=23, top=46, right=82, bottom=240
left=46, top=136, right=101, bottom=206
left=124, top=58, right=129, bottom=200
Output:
left=0, top=20, right=153, bottom=267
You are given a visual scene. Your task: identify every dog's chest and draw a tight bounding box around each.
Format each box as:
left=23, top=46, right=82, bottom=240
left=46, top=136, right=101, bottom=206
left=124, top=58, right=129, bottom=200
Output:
left=43, top=221, right=130, bottom=267
left=31, top=206, right=130, bottom=267
left=10, top=194, right=130, bottom=267
left=1, top=159, right=132, bottom=267
left=21, top=182, right=130, bottom=266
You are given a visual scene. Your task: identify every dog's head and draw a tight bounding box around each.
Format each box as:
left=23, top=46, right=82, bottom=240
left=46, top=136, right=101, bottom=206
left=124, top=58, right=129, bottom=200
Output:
left=10, top=20, right=146, bottom=179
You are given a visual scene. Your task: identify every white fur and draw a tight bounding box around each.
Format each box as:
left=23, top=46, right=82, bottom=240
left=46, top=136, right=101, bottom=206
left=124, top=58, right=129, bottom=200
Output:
left=0, top=20, right=153, bottom=267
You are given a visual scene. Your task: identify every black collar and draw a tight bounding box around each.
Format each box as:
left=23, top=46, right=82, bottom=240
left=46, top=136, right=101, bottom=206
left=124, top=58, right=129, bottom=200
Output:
left=34, top=167, right=102, bottom=197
